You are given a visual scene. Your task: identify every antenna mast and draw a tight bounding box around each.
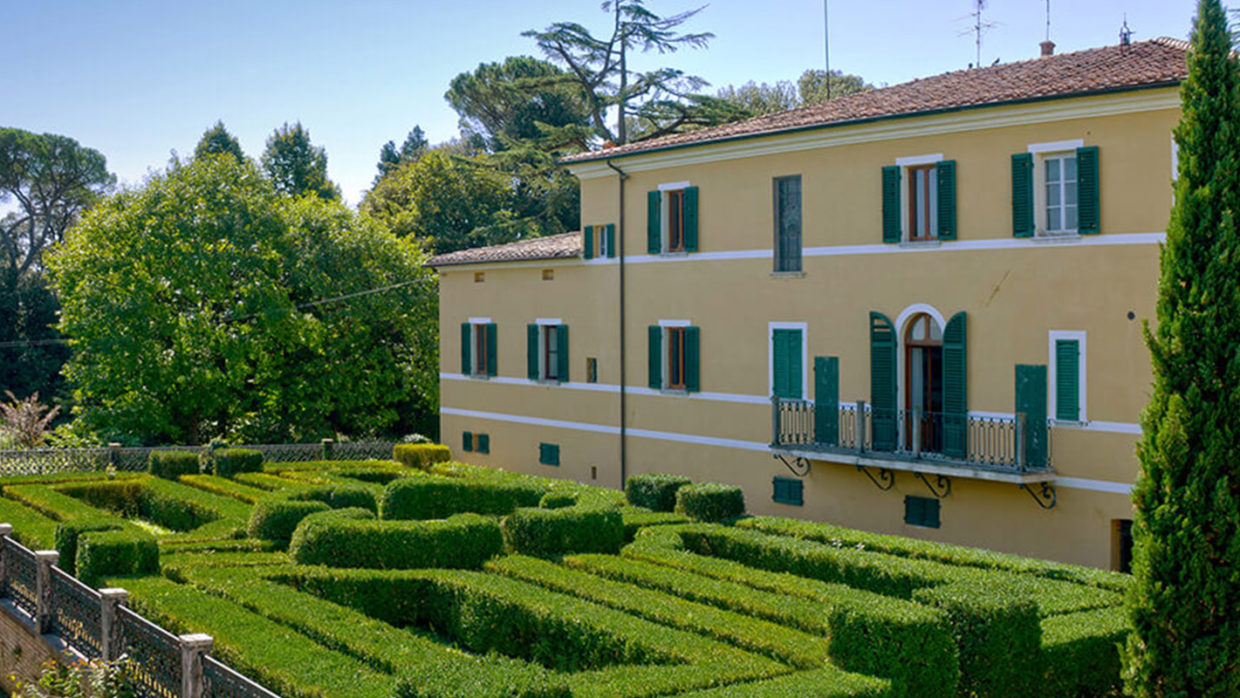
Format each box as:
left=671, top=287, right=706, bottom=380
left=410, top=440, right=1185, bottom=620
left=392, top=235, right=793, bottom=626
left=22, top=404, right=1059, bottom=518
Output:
left=823, top=0, right=830, bottom=100
left=1046, top=0, right=1051, bottom=42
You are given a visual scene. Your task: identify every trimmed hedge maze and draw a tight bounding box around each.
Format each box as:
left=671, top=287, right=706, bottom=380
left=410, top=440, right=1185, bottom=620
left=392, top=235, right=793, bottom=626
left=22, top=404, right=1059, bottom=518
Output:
left=0, top=457, right=1132, bottom=698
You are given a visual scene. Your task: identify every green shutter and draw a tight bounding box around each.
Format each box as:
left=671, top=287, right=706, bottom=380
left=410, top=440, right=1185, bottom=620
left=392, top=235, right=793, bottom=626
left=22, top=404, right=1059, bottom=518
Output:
left=881, top=166, right=901, bottom=243
left=606, top=223, right=617, bottom=258
left=814, top=356, right=839, bottom=446
left=683, top=186, right=699, bottom=252
left=556, top=324, right=569, bottom=383
left=648, top=326, right=662, bottom=389
left=772, top=329, right=802, bottom=400
left=1012, top=153, right=1034, bottom=237
left=941, top=312, right=967, bottom=458
left=485, top=323, right=497, bottom=377
left=1015, top=364, right=1049, bottom=468
left=647, top=191, right=661, bottom=253
left=773, top=477, right=803, bottom=506
left=463, top=431, right=473, bottom=452
left=527, top=324, right=539, bottom=380
left=539, top=443, right=560, bottom=466
left=583, top=225, right=595, bottom=259
left=1055, top=340, right=1080, bottom=421
left=460, top=322, right=472, bottom=375
left=477, top=434, right=489, bottom=454
left=1077, top=146, right=1100, bottom=234
left=870, top=312, right=898, bottom=451
left=685, top=326, right=701, bottom=393
left=937, top=160, right=957, bottom=240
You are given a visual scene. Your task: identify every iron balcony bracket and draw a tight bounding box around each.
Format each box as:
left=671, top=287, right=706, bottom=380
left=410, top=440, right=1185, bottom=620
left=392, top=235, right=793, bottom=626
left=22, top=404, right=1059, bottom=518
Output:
left=773, top=453, right=811, bottom=478
left=1020, top=482, right=1058, bottom=510
left=915, top=472, right=952, bottom=499
left=856, top=464, right=895, bottom=491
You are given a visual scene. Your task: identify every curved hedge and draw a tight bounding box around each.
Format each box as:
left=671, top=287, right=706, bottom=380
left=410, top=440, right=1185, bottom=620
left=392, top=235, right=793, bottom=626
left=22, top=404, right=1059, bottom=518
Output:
left=286, top=483, right=379, bottom=512
left=625, top=473, right=692, bottom=512
left=288, top=513, right=502, bottom=569
left=246, top=500, right=331, bottom=542
left=501, top=507, right=624, bottom=556
left=379, top=475, right=544, bottom=520
left=675, top=483, right=746, bottom=522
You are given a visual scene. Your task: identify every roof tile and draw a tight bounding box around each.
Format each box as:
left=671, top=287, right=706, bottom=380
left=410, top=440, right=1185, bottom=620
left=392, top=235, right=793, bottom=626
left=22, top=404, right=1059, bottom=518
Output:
left=426, top=232, right=583, bottom=267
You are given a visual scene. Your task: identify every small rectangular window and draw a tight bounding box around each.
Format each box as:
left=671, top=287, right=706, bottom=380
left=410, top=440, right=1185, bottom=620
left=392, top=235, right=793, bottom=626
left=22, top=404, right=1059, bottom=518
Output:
left=586, top=357, right=598, bottom=384
left=904, top=495, right=941, bottom=528
left=1043, top=153, right=1078, bottom=234
left=666, top=327, right=686, bottom=390
left=1114, top=519, right=1133, bottom=573
left=595, top=225, right=610, bottom=258
left=474, top=272, right=485, bottom=283
left=907, top=165, right=938, bottom=241
left=542, top=269, right=554, bottom=281
left=774, top=175, right=802, bottom=272
left=666, top=189, right=685, bottom=252
left=476, top=434, right=490, bottom=455
left=772, top=477, right=803, bottom=506
left=462, top=431, right=474, bottom=453
left=543, top=325, right=559, bottom=381
left=539, top=442, right=560, bottom=466
left=473, top=325, right=489, bottom=377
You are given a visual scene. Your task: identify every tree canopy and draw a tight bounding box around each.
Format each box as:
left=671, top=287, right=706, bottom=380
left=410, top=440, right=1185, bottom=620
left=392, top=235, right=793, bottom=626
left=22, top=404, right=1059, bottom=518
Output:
left=446, top=56, right=592, bottom=153
left=193, top=121, right=245, bottom=162
left=1123, top=1, right=1240, bottom=694
left=261, top=122, right=340, bottom=200
left=48, top=154, right=437, bottom=445
left=375, top=126, right=429, bottom=182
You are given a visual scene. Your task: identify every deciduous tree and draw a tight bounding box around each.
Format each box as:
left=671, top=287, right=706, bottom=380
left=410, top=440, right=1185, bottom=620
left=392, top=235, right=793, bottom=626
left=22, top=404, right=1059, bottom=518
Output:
left=375, top=126, right=429, bottom=181
left=193, top=121, right=245, bottom=162
left=1123, top=1, right=1240, bottom=695
left=261, top=122, right=340, bottom=200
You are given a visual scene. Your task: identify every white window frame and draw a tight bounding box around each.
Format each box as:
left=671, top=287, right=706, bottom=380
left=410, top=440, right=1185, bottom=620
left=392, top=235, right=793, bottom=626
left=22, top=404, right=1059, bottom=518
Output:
left=595, top=224, right=610, bottom=258
left=534, top=317, right=562, bottom=382
left=768, top=321, right=808, bottom=400
left=466, top=317, right=492, bottom=379
left=1048, top=330, right=1087, bottom=424
left=894, top=153, right=943, bottom=243
left=658, top=180, right=691, bottom=255
left=656, top=319, right=691, bottom=392
left=1027, top=139, right=1084, bottom=238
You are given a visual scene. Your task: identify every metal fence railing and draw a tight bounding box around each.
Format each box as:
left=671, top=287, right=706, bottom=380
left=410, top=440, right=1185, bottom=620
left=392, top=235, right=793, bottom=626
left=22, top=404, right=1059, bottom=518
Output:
left=0, top=525, right=282, bottom=697
left=772, top=398, right=1053, bottom=473
left=0, top=440, right=397, bottom=476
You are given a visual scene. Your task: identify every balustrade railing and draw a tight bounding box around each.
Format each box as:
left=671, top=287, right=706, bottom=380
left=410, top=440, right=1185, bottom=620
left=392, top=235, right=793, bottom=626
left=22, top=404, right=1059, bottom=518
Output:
left=772, top=398, right=1052, bottom=472
left=0, top=440, right=397, bottom=475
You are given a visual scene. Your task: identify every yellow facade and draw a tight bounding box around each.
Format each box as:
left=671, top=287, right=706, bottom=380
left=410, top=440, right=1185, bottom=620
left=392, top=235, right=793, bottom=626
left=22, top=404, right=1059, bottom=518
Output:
left=435, top=85, right=1181, bottom=569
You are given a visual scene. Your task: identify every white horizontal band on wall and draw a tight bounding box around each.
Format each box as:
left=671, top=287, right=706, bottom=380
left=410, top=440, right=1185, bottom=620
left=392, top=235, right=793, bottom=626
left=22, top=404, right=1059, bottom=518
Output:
left=440, top=406, right=1136, bottom=494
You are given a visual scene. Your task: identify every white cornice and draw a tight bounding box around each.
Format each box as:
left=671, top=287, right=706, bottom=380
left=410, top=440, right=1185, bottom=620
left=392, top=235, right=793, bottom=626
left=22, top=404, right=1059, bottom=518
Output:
left=569, top=89, right=1180, bottom=180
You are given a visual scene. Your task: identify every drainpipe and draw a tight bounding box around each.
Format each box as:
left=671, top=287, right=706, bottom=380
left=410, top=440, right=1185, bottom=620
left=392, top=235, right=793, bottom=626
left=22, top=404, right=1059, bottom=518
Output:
left=605, top=159, right=629, bottom=487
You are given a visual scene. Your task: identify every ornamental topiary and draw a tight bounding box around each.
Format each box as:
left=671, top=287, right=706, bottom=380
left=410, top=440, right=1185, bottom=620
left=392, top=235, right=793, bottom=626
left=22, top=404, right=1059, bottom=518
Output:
left=379, top=475, right=544, bottom=520
left=148, top=450, right=199, bottom=480
left=247, top=499, right=331, bottom=542
left=625, top=473, right=692, bottom=512
left=393, top=444, right=451, bottom=469
left=501, top=507, right=625, bottom=556
left=212, top=448, right=264, bottom=478
left=76, top=529, right=159, bottom=586
left=675, top=483, right=745, bottom=522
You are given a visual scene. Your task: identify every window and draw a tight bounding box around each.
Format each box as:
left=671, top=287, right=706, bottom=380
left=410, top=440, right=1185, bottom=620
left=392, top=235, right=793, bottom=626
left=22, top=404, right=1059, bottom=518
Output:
left=770, top=325, right=804, bottom=400
left=647, top=185, right=698, bottom=254
left=772, top=477, right=803, bottom=506
left=460, top=321, right=497, bottom=377
left=539, top=442, right=560, bottom=466
left=773, top=175, right=802, bottom=272
left=586, top=358, right=598, bottom=384
left=904, top=496, right=940, bottom=528
left=476, top=434, right=490, bottom=455
left=1012, top=144, right=1099, bottom=237
left=1049, top=331, right=1086, bottom=422
left=1114, top=519, right=1133, bottom=573
left=542, top=269, right=554, bottom=281
left=648, top=324, right=700, bottom=392
left=463, top=431, right=473, bottom=452
left=584, top=224, right=617, bottom=260
left=527, top=322, right=568, bottom=383
left=882, top=157, right=956, bottom=243
left=474, top=272, right=485, bottom=283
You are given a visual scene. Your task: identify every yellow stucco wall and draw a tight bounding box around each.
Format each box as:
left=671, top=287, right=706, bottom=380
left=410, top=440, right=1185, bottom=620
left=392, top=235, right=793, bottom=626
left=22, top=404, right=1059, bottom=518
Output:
left=437, top=88, right=1180, bottom=569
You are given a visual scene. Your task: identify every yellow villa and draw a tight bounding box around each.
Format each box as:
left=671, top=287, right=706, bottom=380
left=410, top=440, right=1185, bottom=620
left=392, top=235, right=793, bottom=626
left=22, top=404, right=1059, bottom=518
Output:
left=428, top=37, right=1189, bottom=569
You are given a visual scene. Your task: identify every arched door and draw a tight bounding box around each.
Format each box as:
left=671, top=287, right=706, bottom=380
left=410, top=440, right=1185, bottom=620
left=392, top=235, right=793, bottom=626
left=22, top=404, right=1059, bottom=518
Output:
left=904, top=313, right=943, bottom=452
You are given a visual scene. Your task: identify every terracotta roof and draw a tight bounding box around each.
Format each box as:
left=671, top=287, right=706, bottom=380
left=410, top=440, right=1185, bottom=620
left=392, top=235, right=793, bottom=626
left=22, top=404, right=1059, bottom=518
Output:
left=426, top=232, right=583, bottom=267
left=563, top=37, right=1189, bottom=164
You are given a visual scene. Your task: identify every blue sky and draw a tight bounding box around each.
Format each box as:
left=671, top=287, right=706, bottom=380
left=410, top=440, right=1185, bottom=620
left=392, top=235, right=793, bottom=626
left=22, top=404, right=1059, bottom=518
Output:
left=2, top=1, right=1196, bottom=206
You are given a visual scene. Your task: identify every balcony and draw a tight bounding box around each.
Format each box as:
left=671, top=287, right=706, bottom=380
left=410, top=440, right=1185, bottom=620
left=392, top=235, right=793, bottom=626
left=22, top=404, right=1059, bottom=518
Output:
left=771, top=398, right=1056, bottom=490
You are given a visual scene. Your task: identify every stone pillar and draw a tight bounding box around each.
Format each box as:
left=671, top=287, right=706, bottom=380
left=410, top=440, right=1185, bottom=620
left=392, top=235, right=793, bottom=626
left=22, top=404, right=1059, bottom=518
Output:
left=99, top=588, right=128, bottom=662
left=179, top=633, right=213, bottom=698
left=34, top=550, right=59, bottom=634
left=321, top=438, right=335, bottom=461
left=107, top=443, right=121, bottom=470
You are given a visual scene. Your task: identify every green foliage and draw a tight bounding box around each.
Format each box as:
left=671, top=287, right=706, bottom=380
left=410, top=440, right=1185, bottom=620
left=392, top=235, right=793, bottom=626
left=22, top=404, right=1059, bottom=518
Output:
left=76, top=528, right=159, bottom=586
left=1124, top=2, right=1240, bottom=696
left=1042, top=606, right=1129, bottom=698
left=55, top=519, right=124, bottom=573
left=212, top=449, right=263, bottom=478
left=260, top=121, right=339, bottom=200
left=15, top=656, right=140, bottom=698
left=0, top=272, right=69, bottom=408
left=285, top=483, right=378, bottom=512
left=193, top=121, right=244, bottom=162
left=375, top=126, right=428, bottom=181
left=379, top=474, right=544, bottom=520
left=625, top=473, right=692, bottom=512
left=288, top=512, right=502, bottom=569
left=394, top=656, right=570, bottom=698
left=538, top=491, right=576, bottom=509
left=47, top=153, right=437, bottom=445
left=796, top=70, right=874, bottom=106
left=500, top=507, right=624, bottom=556
left=246, top=499, right=330, bottom=542
left=0, top=496, right=59, bottom=548
left=675, top=668, right=892, bottom=698
left=392, top=444, right=451, bottom=469
left=178, top=474, right=269, bottom=503
left=148, top=451, right=200, bottom=480
left=446, top=56, right=591, bottom=153
left=675, top=482, right=745, bottom=522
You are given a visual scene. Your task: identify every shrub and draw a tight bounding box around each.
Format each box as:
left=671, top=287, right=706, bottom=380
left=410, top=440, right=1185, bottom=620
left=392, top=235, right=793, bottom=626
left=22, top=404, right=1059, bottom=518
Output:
left=77, top=529, right=159, bottom=586
left=393, top=444, right=451, bottom=469
left=626, top=473, right=692, bottom=512
left=178, top=475, right=269, bottom=504
left=287, top=507, right=374, bottom=556
left=212, top=448, right=264, bottom=478
left=675, top=667, right=891, bottom=698
left=1041, top=606, right=1129, bottom=698
left=289, top=513, right=502, bottom=569
left=148, top=451, right=200, bottom=479
left=676, top=483, right=745, bottom=522
left=501, top=507, right=624, bottom=556
left=539, top=491, right=577, bottom=509
left=246, top=499, right=331, bottom=542
left=285, top=483, right=378, bottom=512
left=912, top=581, right=1041, bottom=698
left=54, top=519, right=123, bottom=573
left=379, top=475, right=544, bottom=520
left=394, top=656, right=572, bottom=698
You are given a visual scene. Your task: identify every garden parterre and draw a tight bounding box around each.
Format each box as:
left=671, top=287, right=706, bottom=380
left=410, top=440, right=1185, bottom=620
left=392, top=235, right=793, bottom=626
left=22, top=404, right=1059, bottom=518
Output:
left=0, top=454, right=1130, bottom=698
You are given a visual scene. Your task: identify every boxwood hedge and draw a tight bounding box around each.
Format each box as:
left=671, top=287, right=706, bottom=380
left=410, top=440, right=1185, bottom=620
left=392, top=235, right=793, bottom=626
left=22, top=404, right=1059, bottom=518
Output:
left=624, top=473, right=692, bottom=512
left=393, top=444, right=451, bottom=469
left=675, top=483, right=745, bottom=522
left=379, top=475, right=544, bottom=520
left=77, top=528, right=159, bottom=585
left=212, top=449, right=264, bottom=478
left=247, top=500, right=331, bottom=542
left=500, top=507, right=624, bottom=556
left=288, top=513, right=502, bottom=570
left=148, top=451, right=200, bottom=480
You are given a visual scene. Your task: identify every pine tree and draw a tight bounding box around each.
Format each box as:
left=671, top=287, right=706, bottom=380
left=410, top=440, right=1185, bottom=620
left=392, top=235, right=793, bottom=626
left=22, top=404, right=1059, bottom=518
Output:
left=1123, top=1, right=1240, bottom=695
left=193, top=121, right=244, bottom=162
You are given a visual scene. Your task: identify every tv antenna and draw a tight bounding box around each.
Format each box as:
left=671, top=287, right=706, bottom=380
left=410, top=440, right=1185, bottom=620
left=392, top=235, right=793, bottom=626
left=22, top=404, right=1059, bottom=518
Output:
left=1045, top=0, right=1051, bottom=42
left=958, top=0, right=999, bottom=68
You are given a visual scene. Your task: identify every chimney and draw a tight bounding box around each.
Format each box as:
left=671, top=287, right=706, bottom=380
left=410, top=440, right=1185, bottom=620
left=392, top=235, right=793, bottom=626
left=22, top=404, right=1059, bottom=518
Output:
left=1040, top=40, right=1055, bottom=57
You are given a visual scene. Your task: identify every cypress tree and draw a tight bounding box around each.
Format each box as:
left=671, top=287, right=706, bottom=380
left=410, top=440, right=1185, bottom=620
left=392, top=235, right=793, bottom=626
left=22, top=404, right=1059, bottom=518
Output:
left=1123, top=1, right=1240, bottom=695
